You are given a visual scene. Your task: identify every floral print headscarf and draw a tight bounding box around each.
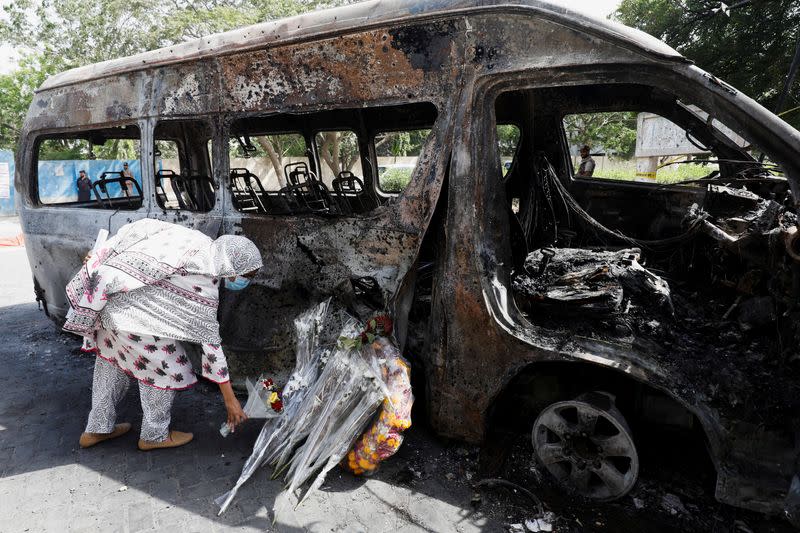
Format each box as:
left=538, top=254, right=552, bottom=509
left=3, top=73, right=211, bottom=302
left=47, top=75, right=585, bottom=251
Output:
left=64, top=218, right=262, bottom=344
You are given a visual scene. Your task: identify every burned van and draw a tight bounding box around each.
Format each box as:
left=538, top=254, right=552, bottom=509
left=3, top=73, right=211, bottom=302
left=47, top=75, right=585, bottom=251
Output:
left=15, top=0, right=800, bottom=520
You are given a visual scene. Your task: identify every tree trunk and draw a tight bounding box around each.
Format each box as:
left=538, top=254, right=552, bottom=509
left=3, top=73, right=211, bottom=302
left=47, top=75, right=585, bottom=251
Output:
left=255, top=137, right=286, bottom=187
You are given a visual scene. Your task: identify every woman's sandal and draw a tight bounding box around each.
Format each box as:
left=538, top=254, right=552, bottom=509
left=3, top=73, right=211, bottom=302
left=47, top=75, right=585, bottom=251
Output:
left=137, top=430, right=194, bottom=451
left=79, top=423, right=132, bottom=448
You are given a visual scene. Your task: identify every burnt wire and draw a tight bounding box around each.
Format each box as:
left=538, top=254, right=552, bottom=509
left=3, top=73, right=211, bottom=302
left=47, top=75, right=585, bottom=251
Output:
left=535, top=153, right=705, bottom=250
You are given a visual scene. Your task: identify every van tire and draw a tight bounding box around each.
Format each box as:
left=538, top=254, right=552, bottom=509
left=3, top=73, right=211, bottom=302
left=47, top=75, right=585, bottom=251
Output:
left=531, top=391, right=639, bottom=501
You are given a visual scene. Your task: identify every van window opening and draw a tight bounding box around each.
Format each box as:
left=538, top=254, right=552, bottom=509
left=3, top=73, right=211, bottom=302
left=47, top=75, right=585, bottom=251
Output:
left=314, top=130, right=364, bottom=187
left=494, top=82, right=790, bottom=251
left=374, top=128, right=433, bottom=194
left=228, top=131, right=312, bottom=214
left=562, top=111, right=721, bottom=184
left=227, top=101, right=438, bottom=216
left=153, top=120, right=215, bottom=212
left=561, top=109, right=781, bottom=185
left=35, top=125, right=142, bottom=209
left=496, top=124, right=521, bottom=178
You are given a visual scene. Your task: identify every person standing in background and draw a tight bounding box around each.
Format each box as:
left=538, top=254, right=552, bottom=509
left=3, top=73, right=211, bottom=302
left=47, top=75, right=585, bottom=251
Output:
left=120, top=162, right=134, bottom=197
left=77, top=170, right=92, bottom=202
left=577, top=145, right=596, bottom=177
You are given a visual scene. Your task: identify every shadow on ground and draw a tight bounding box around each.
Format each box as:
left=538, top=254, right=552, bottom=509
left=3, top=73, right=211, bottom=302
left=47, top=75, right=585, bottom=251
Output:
left=0, top=301, right=501, bottom=533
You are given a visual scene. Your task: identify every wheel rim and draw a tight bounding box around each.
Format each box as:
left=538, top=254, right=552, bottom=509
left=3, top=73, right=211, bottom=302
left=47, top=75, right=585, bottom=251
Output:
left=531, top=394, right=639, bottom=501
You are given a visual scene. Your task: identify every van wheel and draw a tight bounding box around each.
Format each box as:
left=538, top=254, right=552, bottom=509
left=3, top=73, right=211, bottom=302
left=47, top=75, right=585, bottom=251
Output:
left=531, top=391, right=639, bottom=501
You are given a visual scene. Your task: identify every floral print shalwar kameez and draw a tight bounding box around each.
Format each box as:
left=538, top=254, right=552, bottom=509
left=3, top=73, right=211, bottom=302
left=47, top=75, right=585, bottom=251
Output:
left=85, top=332, right=230, bottom=441
left=64, top=219, right=263, bottom=443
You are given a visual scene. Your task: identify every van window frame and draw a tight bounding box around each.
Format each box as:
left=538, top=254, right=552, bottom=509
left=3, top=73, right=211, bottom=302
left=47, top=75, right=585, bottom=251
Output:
left=152, top=118, right=218, bottom=213
left=483, top=73, right=789, bottom=194
left=31, top=122, right=146, bottom=210
left=557, top=108, right=761, bottom=188
left=222, top=101, right=440, bottom=217
left=371, top=126, right=436, bottom=197
left=228, top=130, right=311, bottom=190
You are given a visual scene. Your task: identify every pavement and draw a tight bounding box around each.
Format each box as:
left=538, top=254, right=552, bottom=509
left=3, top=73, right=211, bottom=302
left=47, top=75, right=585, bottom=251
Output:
left=2, top=215, right=793, bottom=533
left=0, top=217, right=502, bottom=533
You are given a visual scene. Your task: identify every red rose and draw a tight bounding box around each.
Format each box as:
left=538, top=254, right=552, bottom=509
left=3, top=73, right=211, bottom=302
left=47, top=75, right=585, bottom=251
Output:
left=271, top=399, right=283, bottom=412
left=376, top=315, right=393, bottom=335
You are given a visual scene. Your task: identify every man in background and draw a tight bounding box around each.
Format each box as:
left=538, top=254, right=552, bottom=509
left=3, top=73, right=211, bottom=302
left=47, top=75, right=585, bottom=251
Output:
left=120, top=162, right=134, bottom=197
left=577, top=145, right=596, bottom=177
left=77, top=170, right=92, bottom=202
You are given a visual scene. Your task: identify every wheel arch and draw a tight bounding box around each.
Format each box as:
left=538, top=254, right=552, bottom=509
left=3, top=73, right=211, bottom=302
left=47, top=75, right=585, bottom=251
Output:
left=483, top=360, right=724, bottom=482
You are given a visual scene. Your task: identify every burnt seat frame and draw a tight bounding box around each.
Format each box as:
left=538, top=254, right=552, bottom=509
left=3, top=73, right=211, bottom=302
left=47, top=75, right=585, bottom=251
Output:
left=155, top=169, right=214, bottom=211
left=91, top=172, right=143, bottom=209
left=332, top=171, right=377, bottom=214
left=230, top=168, right=270, bottom=213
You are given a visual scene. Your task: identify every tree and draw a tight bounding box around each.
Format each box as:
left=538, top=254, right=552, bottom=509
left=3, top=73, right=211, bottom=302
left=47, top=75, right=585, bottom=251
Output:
left=0, top=0, right=355, bottom=149
left=563, top=112, right=638, bottom=158
left=496, top=125, right=520, bottom=158
left=316, top=131, right=360, bottom=178
left=615, top=0, right=800, bottom=129
left=0, top=54, right=56, bottom=150
left=250, top=133, right=306, bottom=186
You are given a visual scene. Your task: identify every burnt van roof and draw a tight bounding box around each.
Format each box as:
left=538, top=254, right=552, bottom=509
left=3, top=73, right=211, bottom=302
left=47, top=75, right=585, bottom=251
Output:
left=40, top=0, right=684, bottom=92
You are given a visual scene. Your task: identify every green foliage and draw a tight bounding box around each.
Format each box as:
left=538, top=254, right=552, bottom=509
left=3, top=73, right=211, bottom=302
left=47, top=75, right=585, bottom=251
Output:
left=0, top=54, right=56, bottom=150
left=316, top=130, right=360, bottom=175
left=375, top=129, right=431, bottom=157
left=38, top=136, right=140, bottom=160
left=379, top=168, right=413, bottom=193
left=563, top=112, right=638, bottom=158
left=93, top=139, right=139, bottom=160
left=496, top=124, right=520, bottom=157
left=38, top=139, right=90, bottom=160
left=592, top=161, right=715, bottom=184
left=0, top=0, right=356, bottom=149
left=615, top=0, right=800, bottom=130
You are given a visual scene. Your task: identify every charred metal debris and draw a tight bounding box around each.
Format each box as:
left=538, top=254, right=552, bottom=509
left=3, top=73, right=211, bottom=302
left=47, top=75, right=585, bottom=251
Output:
left=511, top=157, right=800, bottom=428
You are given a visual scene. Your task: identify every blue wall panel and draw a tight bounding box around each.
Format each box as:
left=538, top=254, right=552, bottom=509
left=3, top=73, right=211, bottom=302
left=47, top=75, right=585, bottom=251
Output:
left=0, top=150, right=15, bottom=216
left=37, top=159, right=141, bottom=204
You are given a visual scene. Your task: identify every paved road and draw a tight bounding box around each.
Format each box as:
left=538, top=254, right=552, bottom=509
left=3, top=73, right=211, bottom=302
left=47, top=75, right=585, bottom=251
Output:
left=2, top=218, right=791, bottom=533
left=0, top=225, right=500, bottom=533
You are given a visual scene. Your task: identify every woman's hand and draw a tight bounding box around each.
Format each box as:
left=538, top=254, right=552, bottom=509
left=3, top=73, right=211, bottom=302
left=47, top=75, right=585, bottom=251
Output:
left=219, top=381, right=247, bottom=432
left=225, top=397, right=247, bottom=432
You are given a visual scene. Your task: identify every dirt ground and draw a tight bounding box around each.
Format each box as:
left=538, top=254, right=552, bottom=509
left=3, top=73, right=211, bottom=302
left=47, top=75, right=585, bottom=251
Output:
left=0, top=216, right=795, bottom=532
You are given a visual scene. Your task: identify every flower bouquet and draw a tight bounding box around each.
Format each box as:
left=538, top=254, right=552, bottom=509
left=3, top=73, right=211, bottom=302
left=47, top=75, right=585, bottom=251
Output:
left=216, top=299, right=413, bottom=514
left=219, top=375, right=284, bottom=437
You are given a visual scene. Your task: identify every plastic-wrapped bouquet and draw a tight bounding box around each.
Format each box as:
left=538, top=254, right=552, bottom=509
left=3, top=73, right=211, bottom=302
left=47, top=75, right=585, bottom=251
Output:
left=219, top=375, right=284, bottom=437
left=216, top=299, right=413, bottom=514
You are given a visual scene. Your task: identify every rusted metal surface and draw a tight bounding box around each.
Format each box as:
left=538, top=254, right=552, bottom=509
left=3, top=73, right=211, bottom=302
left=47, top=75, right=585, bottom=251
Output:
left=36, top=0, right=682, bottom=94
left=15, top=0, right=800, bottom=518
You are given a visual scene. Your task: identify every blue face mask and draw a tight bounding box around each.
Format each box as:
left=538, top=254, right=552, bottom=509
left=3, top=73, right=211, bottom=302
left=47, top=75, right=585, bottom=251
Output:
left=224, top=276, right=251, bottom=291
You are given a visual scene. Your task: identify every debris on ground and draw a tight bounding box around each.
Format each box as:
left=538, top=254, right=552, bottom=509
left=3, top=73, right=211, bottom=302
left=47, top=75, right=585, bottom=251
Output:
left=661, top=493, right=688, bottom=515
left=525, top=512, right=556, bottom=532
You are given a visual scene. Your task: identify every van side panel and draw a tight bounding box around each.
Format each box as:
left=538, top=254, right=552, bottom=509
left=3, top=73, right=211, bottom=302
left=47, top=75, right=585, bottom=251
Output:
left=215, top=20, right=466, bottom=377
